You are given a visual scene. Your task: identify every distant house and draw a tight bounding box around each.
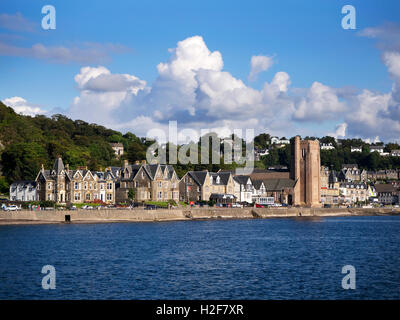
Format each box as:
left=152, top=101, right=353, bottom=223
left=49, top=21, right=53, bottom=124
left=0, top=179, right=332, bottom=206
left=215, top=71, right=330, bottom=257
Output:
left=254, top=148, right=269, bottom=161
left=253, top=178, right=295, bottom=205
left=179, top=170, right=210, bottom=202
left=9, top=181, right=37, bottom=201
left=391, top=149, right=400, bottom=157
left=370, top=146, right=384, bottom=154
left=209, top=172, right=235, bottom=196
left=339, top=182, right=368, bottom=204
left=233, top=175, right=253, bottom=203
left=339, top=164, right=361, bottom=182
left=110, top=143, right=124, bottom=158
left=351, top=146, right=362, bottom=153
left=271, top=136, right=290, bottom=145
left=374, top=183, right=398, bottom=205
left=320, top=142, right=335, bottom=150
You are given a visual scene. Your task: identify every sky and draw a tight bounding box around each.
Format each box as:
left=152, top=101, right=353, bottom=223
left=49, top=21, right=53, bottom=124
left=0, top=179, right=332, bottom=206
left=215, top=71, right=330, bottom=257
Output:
left=1, top=0, right=400, bottom=143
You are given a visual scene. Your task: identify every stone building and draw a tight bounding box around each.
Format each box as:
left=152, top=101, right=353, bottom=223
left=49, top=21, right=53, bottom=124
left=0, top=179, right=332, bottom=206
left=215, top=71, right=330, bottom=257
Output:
left=179, top=170, right=235, bottom=202
left=339, top=182, right=369, bottom=204
left=179, top=171, right=210, bottom=202
left=338, top=164, right=361, bottom=182
left=35, top=157, right=116, bottom=204
left=374, top=183, right=398, bottom=205
left=321, top=170, right=340, bottom=205
left=290, top=136, right=321, bottom=207
left=117, top=160, right=179, bottom=203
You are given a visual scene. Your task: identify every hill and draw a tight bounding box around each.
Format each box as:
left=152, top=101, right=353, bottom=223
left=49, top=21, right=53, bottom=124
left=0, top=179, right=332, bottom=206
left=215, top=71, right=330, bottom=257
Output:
left=0, top=101, right=149, bottom=187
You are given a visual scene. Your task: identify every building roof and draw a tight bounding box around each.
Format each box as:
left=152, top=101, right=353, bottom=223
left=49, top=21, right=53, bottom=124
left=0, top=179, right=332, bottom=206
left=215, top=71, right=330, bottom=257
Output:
left=374, top=183, right=396, bottom=193
left=209, top=193, right=236, bottom=199
left=187, top=171, right=208, bottom=186
left=10, top=180, right=36, bottom=188
left=233, top=175, right=251, bottom=185
left=209, top=172, right=231, bottom=185
left=53, top=157, right=64, bottom=174
left=263, top=178, right=296, bottom=191
left=342, top=164, right=358, bottom=169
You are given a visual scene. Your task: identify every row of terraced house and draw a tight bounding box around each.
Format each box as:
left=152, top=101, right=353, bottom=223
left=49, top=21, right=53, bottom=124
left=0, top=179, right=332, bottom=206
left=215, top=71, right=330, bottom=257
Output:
left=10, top=157, right=296, bottom=206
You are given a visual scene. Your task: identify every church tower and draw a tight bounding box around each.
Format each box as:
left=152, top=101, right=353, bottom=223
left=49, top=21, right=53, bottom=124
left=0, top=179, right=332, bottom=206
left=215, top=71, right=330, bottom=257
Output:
left=290, top=136, right=321, bottom=207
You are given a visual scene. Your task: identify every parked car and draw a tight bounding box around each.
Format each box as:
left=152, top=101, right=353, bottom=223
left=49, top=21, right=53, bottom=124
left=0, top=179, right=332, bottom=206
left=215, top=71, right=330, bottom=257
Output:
left=232, top=203, right=242, bottom=208
left=5, top=205, right=20, bottom=211
left=255, top=203, right=265, bottom=208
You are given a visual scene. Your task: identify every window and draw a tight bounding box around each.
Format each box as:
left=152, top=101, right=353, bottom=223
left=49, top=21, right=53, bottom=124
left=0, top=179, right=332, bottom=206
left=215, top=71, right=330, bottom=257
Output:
left=48, top=183, right=52, bottom=190
left=74, top=182, right=78, bottom=190
left=84, top=182, right=88, bottom=190
left=107, top=183, right=113, bottom=190
left=107, top=194, right=113, bottom=200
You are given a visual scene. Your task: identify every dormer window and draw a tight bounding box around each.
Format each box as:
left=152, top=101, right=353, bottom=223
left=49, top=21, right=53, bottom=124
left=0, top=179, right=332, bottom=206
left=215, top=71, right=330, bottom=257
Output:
left=216, top=176, right=220, bottom=184
left=210, top=176, right=213, bottom=184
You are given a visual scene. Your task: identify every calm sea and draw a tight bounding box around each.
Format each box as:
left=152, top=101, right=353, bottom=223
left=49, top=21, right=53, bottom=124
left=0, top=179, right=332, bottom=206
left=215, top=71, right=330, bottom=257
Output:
left=0, top=216, right=399, bottom=299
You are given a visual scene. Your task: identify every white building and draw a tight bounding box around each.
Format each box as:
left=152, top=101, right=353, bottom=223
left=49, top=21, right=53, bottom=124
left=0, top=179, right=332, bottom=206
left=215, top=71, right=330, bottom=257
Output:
left=370, top=146, right=384, bottom=154
left=351, top=146, right=362, bottom=153
left=320, top=143, right=335, bottom=150
left=391, top=149, right=400, bottom=157
left=271, top=136, right=290, bottom=145
left=9, top=181, right=37, bottom=201
left=233, top=176, right=254, bottom=203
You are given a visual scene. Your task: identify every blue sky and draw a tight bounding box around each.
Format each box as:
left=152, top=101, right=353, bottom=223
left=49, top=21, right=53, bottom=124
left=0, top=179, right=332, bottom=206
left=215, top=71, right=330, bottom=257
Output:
left=1, top=0, right=400, bottom=142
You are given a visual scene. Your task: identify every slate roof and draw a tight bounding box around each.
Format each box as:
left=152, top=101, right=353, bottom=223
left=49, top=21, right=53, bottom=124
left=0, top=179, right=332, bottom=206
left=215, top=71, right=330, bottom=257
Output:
left=11, top=180, right=36, bottom=189
left=233, top=175, right=251, bottom=185
left=374, top=183, right=396, bottom=193
left=188, top=171, right=208, bottom=186
left=53, top=157, right=64, bottom=174
left=254, top=178, right=296, bottom=191
left=209, top=172, right=231, bottom=185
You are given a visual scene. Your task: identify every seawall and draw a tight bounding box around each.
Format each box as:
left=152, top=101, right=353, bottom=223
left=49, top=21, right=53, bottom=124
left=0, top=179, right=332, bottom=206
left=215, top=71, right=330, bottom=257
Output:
left=0, top=207, right=399, bottom=225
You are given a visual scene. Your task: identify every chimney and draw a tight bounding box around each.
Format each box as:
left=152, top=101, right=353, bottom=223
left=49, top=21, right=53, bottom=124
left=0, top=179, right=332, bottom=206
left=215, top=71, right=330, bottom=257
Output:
left=41, top=163, right=44, bottom=171
left=135, top=160, right=140, bottom=165
left=123, top=160, right=128, bottom=169
left=65, top=164, right=69, bottom=173
left=141, top=160, right=147, bottom=165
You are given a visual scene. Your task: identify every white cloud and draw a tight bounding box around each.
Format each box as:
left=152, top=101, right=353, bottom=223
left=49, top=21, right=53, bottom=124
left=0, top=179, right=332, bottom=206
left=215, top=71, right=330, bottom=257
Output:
left=293, top=82, right=347, bottom=121
left=65, top=32, right=400, bottom=143
left=383, top=51, right=400, bottom=79
left=2, top=96, right=47, bottom=116
left=249, top=55, right=274, bottom=81
left=328, top=123, right=347, bottom=138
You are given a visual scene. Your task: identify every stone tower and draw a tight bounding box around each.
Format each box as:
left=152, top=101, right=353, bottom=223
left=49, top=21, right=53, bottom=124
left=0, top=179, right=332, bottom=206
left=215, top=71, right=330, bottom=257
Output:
left=290, top=136, right=321, bottom=207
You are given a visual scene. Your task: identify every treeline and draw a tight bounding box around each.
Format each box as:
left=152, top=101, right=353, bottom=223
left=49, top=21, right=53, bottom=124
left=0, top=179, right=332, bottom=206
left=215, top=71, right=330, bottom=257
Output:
left=0, top=102, right=151, bottom=184
left=2, top=99, right=400, bottom=194
left=258, top=135, right=400, bottom=171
